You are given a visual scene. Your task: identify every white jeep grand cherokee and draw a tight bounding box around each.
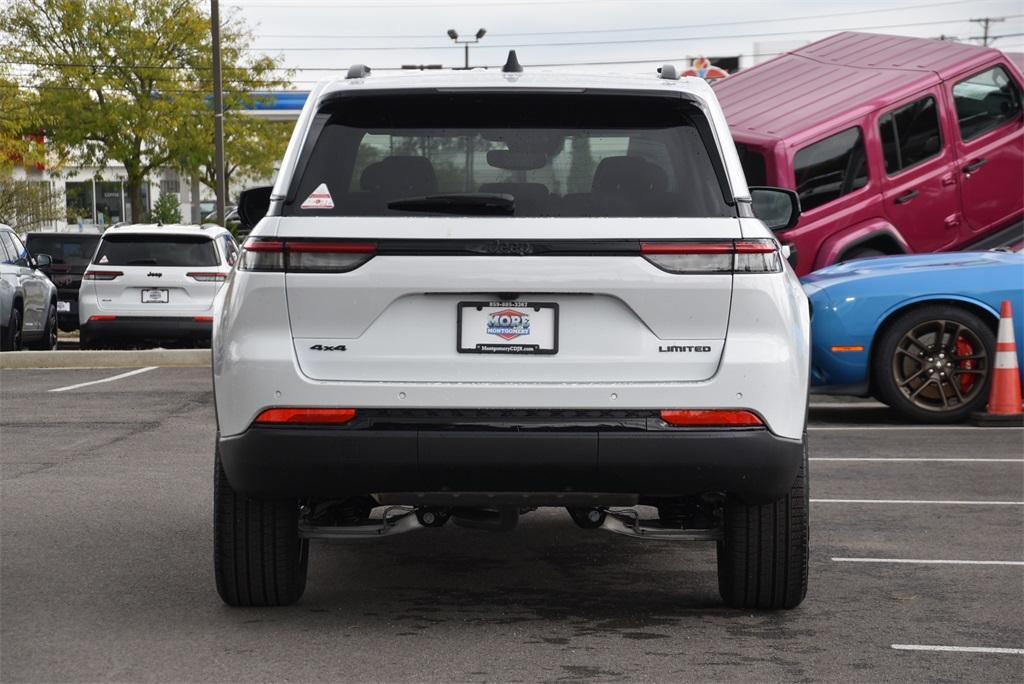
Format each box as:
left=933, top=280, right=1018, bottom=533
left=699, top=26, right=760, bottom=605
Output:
left=213, top=58, right=810, bottom=610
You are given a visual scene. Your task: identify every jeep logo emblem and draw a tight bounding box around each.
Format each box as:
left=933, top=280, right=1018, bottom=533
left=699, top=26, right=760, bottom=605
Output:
left=147, top=272, right=162, bottom=278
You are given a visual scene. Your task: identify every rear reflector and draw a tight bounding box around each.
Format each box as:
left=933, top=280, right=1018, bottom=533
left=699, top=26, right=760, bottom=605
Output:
left=83, top=270, right=124, bottom=281
left=660, top=409, right=764, bottom=427
left=641, top=239, right=781, bottom=274
left=254, top=408, right=357, bottom=426
left=88, top=315, right=117, bottom=322
left=187, top=272, right=228, bottom=282
left=193, top=316, right=214, bottom=323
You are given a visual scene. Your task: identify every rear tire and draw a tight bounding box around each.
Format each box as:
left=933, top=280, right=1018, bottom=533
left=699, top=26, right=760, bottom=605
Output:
left=214, top=446, right=308, bottom=606
left=717, top=439, right=809, bottom=610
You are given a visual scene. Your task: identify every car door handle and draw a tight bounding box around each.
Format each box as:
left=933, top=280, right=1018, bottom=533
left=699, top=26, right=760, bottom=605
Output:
left=964, top=158, right=987, bottom=175
left=895, top=190, right=919, bottom=205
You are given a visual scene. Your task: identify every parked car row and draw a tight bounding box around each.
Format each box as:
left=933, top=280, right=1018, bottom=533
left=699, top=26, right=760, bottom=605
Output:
left=1, top=223, right=237, bottom=350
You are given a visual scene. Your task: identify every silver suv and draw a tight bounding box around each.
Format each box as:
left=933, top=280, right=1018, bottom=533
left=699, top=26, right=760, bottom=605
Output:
left=213, top=61, right=811, bottom=610
left=1, top=224, right=58, bottom=351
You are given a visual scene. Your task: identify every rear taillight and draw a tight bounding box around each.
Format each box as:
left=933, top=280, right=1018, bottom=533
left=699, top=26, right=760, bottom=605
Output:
left=239, top=239, right=376, bottom=273
left=88, top=315, right=117, bottom=322
left=193, top=316, right=214, bottom=323
left=187, top=272, right=228, bottom=282
left=254, top=408, right=357, bottom=426
left=641, top=239, right=782, bottom=274
left=660, top=410, right=764, bottom=427
left=83, top=270, right=123, bottom=281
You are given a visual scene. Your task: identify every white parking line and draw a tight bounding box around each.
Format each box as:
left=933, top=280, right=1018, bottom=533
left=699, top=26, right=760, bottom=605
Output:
left=811, top=458, right=1023, bottom=462
left=811, top=498, right=1024, bottom=505
left=809, top=426, right=1022, bottom=431
left=48, top=367, right=157, bottom=393
left=892, top=644, right=1024, bottom=655
left=834, top=558, right=1024, bottom=566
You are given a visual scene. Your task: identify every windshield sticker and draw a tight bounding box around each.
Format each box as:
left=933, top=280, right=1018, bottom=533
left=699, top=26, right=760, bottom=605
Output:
left=301, top=183, right=334, bottom=210
left=99, top=255, right=109, bottom=263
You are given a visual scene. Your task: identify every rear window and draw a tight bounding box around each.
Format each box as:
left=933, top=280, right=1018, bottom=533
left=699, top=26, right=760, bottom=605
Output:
left=93, top=234, right=219, bottom=267
left=284, top=93, right=734, bottom=218
left=25, top=234, right=101, bottom=268
left=879, top=96, right=942, bottom=174
left=735, top=144, right=767, bottom=186
left=793, top=127, right=868, bottom=212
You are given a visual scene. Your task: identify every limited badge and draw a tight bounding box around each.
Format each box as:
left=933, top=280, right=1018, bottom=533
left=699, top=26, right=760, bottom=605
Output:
left=486, top=309, right=531, bottom=341
left=301, top=183, right=334, bottom=210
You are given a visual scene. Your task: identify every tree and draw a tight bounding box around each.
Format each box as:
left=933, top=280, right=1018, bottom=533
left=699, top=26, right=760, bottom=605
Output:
left=0, top=179, right=65, bottom=233
left=0, top=68, right=47, bottom=171
left=149, top=192, right=181, bottom=224
left=0, top=0, right=288, bottom=222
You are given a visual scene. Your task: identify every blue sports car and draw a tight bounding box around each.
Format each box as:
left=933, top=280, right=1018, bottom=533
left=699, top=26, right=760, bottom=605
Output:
left=802, top=251, right=1024, bottom=423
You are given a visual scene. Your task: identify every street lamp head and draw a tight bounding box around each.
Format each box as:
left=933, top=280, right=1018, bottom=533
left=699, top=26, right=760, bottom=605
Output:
left=447, top=29, right=458, bottom=40
left=475, top=28, right=487, bottom=40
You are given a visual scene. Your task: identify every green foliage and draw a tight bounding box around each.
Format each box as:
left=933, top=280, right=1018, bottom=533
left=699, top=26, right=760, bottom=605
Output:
left=0, top=0, right=290, bottom=220
left=0, top=179, right=65, bottom=232
left=149, top=192, right=181, bottom=224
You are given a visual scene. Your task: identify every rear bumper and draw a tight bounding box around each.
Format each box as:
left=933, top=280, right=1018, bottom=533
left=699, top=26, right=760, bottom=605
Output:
left=81, top=316, right=212, bottom=343
left=218, top=416, right=804, bottom=502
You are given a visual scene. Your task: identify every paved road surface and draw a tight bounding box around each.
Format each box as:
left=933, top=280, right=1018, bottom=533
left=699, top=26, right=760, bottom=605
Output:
left=2, top=367, right=1022, bottom=682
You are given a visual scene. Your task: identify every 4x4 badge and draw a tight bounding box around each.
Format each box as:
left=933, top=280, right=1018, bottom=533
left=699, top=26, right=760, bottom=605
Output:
left=309, top=344, right=346, bottom=351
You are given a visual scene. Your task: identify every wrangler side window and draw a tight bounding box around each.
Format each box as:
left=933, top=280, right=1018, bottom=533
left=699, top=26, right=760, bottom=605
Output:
left=953, top=66, right=1022, bottom=141
left=879, top=96, right=942, bottom=174
left=793, top=127, right=868, bottom=212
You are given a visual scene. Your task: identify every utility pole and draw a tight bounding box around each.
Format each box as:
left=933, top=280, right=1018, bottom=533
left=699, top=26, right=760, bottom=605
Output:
left=210, top=0, right=226, bottom=226
left=970, top=17, right=1005, bottom=46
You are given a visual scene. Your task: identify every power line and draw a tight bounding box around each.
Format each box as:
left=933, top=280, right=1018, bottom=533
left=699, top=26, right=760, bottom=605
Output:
left=252, top=0, right=986, bottom=39
left=971, top=17, right=1007, bottom=46
left=248, top=16, right=1023, bottom=51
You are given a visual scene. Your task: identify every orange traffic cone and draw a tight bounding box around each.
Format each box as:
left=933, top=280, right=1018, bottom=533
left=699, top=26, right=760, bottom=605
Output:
left=972, top=301, right=1024, bottom=426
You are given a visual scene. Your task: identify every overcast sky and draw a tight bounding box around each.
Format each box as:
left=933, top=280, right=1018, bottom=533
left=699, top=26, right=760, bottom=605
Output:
left=223, top=0, right=1024, bottom=87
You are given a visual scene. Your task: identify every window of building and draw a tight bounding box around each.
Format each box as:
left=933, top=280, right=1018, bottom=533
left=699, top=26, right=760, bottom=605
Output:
left=65, top=181, right=94, bottom=222
left=160, top=178, right=181, bottom=196
left=879, top=96, right=942, bottom=174
left=952, top=66, right=1023, bottom=141
left=793, top=127, right=869, bottom=212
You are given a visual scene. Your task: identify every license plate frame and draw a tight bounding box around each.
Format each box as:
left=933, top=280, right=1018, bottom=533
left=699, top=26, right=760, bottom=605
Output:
left=141, top=288, right=169, bottom=304
left=457, top=301, right=559, bottom=355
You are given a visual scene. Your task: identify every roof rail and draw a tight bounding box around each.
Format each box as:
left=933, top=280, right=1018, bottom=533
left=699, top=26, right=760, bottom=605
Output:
left=502, top=50, right=523, bottom=73
left=658, top=64, right=679, bottom=80
left=346, top=64, right=371, bottom=79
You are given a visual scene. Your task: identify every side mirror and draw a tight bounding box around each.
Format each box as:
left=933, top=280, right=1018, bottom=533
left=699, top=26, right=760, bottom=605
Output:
left=237, top=186, right=273, bottom=231
left=34, top=253, right=52, bottom=269
left=749, top=187, right=801, bottom=232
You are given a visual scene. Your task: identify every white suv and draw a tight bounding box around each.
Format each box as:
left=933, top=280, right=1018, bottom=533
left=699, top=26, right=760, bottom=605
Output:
left=79, top=224, right=237, bottom=348
left=213, top=60, right=811, bottom=610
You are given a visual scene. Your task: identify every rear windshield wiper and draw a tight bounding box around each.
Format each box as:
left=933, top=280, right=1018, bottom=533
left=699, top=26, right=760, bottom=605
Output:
left=386, top=193, right=514, bottom=216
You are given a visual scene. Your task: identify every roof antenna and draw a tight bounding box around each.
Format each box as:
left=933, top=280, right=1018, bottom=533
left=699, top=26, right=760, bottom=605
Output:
left=502, top=50, right=523, bottom=73
left=346, top=64, right=371, bottom=79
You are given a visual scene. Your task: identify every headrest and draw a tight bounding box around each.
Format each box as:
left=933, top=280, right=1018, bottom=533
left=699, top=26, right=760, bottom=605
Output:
left=592, top=156, right=667, bottom=193
left=360, top=156, right=438, bottom=197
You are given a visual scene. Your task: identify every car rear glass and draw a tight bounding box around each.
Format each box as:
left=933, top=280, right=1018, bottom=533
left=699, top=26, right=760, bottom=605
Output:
left=25, top=234, right=101, bottom=268
left=93, top=234, right=219, bottom=267
left=284, top=92, right=734, bottom=218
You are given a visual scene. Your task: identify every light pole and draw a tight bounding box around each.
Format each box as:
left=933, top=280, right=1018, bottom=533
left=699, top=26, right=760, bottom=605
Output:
left=210, top=0, right=226, bottom=226
left=447, top=28, right=486, bottom=70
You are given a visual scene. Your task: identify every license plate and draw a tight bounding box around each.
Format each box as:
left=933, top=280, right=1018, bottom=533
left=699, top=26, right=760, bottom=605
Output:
left=56, top=301, right=71, bottom=313
left=141, top=289, right=169, bottom=304
left=458, top=301, right=558, bottom=354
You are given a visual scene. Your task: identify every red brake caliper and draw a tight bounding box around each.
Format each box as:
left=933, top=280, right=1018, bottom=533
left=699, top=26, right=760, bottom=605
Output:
left=956, top=337, right=974, bottom=393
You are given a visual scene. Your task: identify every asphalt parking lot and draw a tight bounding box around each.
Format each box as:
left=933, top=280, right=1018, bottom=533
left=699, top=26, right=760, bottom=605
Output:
left=1, top=367, right=1022, bottom=682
